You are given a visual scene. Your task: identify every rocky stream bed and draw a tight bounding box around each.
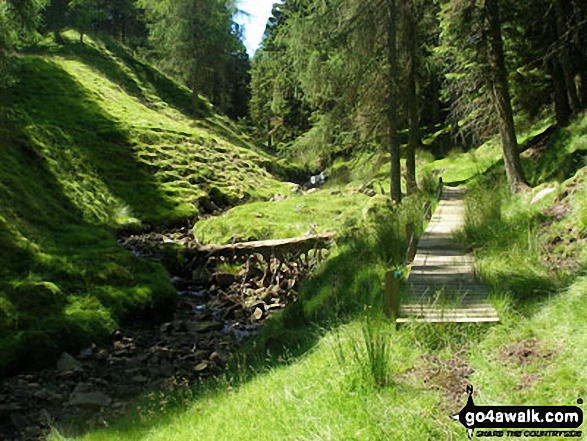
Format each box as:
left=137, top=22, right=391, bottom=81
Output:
left=0, top=228, right=317, bottom=440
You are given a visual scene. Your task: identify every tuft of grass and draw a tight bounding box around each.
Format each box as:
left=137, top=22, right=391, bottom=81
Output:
left=338, top=315, right=394, bottom=388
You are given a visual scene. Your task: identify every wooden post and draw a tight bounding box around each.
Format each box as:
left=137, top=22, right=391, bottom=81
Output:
left=406, top=222, right=416, bottom=264
left=384, top=270, right=399, bottom=321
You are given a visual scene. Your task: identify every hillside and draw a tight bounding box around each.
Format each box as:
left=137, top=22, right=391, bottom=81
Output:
left=0, top=31, right=296, bottom=375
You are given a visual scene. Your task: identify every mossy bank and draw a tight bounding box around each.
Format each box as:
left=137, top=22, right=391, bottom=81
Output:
left=0, top=31, right=295, bottom=375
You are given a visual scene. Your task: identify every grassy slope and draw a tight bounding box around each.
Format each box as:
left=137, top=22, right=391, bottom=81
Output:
left=76, top=114, right=587, bottom=440
left=0, top=31, right=292, bottom=375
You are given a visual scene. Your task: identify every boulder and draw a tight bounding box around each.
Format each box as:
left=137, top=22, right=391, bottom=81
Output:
left=68, top=391, right=112, bottom=409
left=56, top=352, right=82, bottom=372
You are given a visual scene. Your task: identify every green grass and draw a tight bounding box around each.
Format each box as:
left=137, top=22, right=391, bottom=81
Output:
left=193, top=187, right=370, bottom=244
left=422, top=120, right=554, bottom=185
left=0, top=31, right=295, bottom=374
left=73, top=114, right=587, bottom=441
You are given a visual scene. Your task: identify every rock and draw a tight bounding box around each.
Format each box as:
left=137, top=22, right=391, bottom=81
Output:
left=215, top=272, right=237, bottom=289
left=72, top=382, right=94, bottom=394
left=194, top=361, right=209, bottom=372
left=531, top=187, right=556, bottom=204
left=270, top=194, right=287, bottom=202
left=329, top=190, right=341, bottom=195
left=131, top=375, right=148, bottom=384
left=68, top=391, right=112, bottom=409
left=159, top=322, right=173, bottom=333
left=186, top=321, right=224, bottom=333
left=306, top=188, right=318, bottom=194
left=33, top=388, right=52, bottom=401
left=94, top=349, right=108, bottom=361
left=252, top=308, right=263, bottom=321
left=56, top=352, right=82, bottom=372
left=77, top=347, right=94, bottom=361
left=209, top=351, right=228, bottom=366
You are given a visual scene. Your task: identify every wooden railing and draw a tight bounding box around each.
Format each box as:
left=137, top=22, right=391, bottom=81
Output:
left=384, top=177, right=443, bottom=320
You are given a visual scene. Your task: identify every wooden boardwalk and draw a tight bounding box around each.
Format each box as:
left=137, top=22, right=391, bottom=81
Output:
left=398, top=187, right=499, bottom=324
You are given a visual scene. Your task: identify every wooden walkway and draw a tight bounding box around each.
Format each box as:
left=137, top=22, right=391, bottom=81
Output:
left=398, top=187, right=499, bottom=324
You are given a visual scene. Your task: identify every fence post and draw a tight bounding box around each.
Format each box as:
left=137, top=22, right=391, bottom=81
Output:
left=384, top=270, right=399, bottom=321
left=405, top=222, right=417, bottom=264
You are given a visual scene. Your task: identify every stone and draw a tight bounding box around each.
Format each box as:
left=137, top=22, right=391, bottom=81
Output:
left=159, top=322, right=173, bottom=333
left=68, top=391, right=112, bottom=409
left=252, top=308, right=263, bottom=321
left=56, top=352, right=82, bottom=372
left=215, top=272, right=237, bottom=289
left=33, top=388, right=52, bottom=400
left=94, top=349, right=109, bottom=361
left=531, top=187, right=556, bottom=204
left=270, top=194, right=287, bottom=202
left=194, top=361, right=209, bottom=372
left=77, top=347, right=94, bottom=361
left=209, top=351, right=228, bottom=366
left=131, top=375, right=147, bottom=384
left=187, top=321, right=224, bottom=333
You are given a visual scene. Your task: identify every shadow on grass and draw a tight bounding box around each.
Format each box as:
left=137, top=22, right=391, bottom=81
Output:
left=3, top=55, right=187, bottom=225
left=0, top=57, right=179, bottom=376
left=26, top=32, right=211, bottom=119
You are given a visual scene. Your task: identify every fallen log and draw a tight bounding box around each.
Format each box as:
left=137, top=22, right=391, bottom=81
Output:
left=193, top=233, right=334, bottom=260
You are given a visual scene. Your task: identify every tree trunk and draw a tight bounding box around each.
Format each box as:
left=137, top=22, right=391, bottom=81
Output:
left=430, top=73, right=441, bottom=126
left=387, top=0, right=401, bottom=203
left=551, top=60, right=572, bottom=126
left=192, top=80, right=199, bottom=117
left=484, top=0, right=527, bottom=194
left=555, top=0, right=580, bottom=115
left=121, top=13, right=126, bottom=45
left=54, top=31, right=65, bottom=45
left=267, top=115, right=272, bottom=150
left=405, top=0, right=419, bottom=195
left=578, top=72, right=587, bottom=109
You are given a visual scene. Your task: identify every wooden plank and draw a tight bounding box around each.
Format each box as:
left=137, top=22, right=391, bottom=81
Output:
left=397, top=316, right=500, bottom=324
left=396, top=186, right=499, bottom=325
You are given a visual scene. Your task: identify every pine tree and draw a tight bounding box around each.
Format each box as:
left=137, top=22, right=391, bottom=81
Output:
left=140, top=0, right=241, bottom=116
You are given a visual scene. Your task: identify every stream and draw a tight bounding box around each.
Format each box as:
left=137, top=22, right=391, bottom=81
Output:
left=0, top=227, right=315, bottom=440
